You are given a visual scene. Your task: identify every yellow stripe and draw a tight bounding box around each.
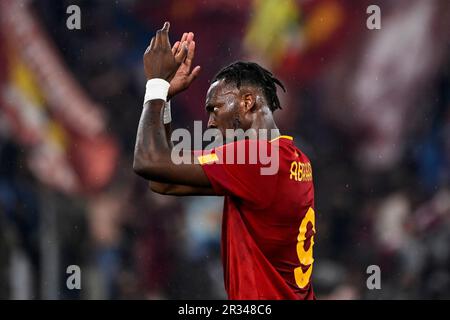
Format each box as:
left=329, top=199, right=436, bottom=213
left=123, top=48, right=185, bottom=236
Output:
left=269, top=135, right=293, bottom=143
left=197, top=153, right=219, bottom=165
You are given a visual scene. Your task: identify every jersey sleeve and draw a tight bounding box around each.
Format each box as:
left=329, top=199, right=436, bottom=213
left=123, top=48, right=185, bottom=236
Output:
left=197, top=139, right=279, bottom=208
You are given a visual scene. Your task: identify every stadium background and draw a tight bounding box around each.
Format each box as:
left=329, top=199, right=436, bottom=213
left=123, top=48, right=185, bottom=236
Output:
left=0, top=0, right=449, bottom=299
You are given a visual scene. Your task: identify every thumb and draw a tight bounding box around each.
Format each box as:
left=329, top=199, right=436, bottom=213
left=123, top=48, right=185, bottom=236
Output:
left=187, top=66, right=201, bottom=83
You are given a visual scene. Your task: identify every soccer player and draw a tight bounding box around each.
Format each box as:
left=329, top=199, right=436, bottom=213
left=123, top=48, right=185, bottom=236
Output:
left=133, top=22, right=316, bottom=300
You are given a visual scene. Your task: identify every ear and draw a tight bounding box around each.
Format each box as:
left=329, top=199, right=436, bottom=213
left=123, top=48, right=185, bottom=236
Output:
left=241, top=93, right=256, bottom=113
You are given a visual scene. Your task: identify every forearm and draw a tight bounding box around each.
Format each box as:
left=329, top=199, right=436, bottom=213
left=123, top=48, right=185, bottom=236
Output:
left=133, top=97, right=212, bottom=189
left=164, top=117, right=174, bottom=148
left=133, top=100, right=171, bottom=177
left=135, top=23, right=210, bottom=189
left=148, top=112, right=173, bottom=189
left=148, top=118, right=216, bottom=194
left=149, top=181, right=217, bottom=196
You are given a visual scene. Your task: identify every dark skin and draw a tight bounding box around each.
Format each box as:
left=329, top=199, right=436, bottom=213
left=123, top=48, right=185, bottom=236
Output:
left=133, top=22, right=280, bottom=196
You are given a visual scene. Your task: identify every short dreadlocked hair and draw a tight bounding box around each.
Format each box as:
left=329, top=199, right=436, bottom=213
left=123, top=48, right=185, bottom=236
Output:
left=211, top=61, right=286, bottom=112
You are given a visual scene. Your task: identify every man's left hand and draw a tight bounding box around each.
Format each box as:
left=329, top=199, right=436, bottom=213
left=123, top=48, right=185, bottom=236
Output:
left=143, top=22, right=188, bottom=81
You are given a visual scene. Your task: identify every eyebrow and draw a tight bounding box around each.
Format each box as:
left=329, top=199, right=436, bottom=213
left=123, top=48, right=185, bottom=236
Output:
left=205, top=89, right=239, bottom=111
left=218, top=90, right=239, bottom=98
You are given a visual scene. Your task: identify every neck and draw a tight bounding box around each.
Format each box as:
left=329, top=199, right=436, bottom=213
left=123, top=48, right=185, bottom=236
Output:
left=250, top=107, right=280, bottom=140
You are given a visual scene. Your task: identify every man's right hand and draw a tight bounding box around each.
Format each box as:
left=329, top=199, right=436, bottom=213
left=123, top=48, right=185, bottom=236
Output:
left=168, top=32, right=201, bottom=100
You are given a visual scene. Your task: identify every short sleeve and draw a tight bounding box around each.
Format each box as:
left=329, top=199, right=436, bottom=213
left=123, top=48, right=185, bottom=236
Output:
left=197, top=139, right=279, bottom=208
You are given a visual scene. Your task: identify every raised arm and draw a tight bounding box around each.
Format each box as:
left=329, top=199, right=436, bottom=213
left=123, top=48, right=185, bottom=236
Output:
left=149, top=31, right=214, bottom=195
left=133, top=22, right=215, bottom=195
left=161, top=30, right=200, bottom=148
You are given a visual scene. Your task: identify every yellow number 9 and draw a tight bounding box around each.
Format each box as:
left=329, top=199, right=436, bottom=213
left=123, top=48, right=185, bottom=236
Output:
left=294, top=207, right=316, bottom=289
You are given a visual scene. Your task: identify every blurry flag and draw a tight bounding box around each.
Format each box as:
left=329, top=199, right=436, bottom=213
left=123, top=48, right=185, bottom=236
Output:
left=244, top=0, right=363, bottom=83
left=0, top=0, right=118, bottom=194
left=244, top=0, right=300, bottom=67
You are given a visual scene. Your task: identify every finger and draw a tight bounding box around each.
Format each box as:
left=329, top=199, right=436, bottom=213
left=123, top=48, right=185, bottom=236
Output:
left=180, top=32, right=188, bottom=43
left=171, top=41, right=180, bottom=55
left=149, top=36, right=156, bottom=50
left=155, top=30, right=162, bottom=48
left=175, top=33, right=187, bottom=55
left=176, top=40, right=184, bottom=56
left=162, top=21, right=170, bottom=32
left=186, top=32, right=194, bottom=43
left=184, top=41, right=196, bottom=68
left=174, top=41, right=188, bottom=63
left=187, top=65, right=201, bottom=83
left=172, top=33, right=187, bottom=55
left=161, top=21, right=171, bottom=48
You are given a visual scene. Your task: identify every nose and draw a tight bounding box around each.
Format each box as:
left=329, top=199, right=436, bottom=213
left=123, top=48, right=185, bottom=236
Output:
left=207, top=115, right=217, bottom=128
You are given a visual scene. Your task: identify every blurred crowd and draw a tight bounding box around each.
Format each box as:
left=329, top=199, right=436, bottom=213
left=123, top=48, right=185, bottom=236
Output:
left=0, top=0, right=449, bottom=299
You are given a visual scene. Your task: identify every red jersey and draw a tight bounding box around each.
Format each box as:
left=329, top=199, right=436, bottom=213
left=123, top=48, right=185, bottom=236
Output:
left=198, top=135, right=316, bottom=300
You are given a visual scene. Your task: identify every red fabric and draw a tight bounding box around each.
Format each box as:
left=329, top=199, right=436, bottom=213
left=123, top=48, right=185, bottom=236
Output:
left=199, top=137, right=316, bottom=300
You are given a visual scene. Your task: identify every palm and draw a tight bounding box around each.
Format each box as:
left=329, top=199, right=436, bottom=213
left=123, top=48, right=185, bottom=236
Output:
left=168, top=32, right=201, bottom=100
left=170, top=62, right=190, bottom=92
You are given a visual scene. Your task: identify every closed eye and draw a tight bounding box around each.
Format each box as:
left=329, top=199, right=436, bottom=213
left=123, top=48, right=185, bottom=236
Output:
left=206, top=104, right=220, bottom=113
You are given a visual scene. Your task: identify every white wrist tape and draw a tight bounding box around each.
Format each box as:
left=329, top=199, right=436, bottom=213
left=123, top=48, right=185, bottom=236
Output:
left=163, top=101, right=172, bottom=124
left=143, top=78, right=170, bottom=104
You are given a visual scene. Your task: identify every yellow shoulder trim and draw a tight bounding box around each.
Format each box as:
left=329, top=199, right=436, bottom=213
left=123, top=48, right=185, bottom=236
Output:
left=197, top=153, right=219, bottom=165
left=269, top=135, right=294, bottom=143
